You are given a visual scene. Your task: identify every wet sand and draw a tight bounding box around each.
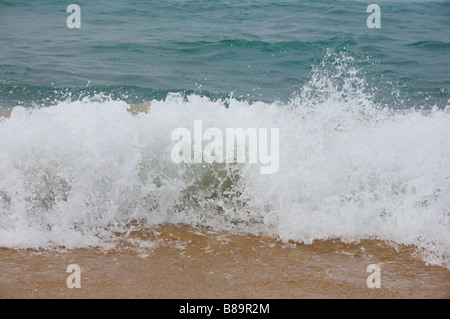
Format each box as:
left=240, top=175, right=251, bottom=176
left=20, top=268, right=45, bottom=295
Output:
left=0, top=225, right=448, bottom=299
left=0, top=109, right=12, bottom=119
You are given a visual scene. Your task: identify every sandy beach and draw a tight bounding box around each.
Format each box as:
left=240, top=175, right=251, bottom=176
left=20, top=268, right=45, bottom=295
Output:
left=1, top=225, right=448, bottom=299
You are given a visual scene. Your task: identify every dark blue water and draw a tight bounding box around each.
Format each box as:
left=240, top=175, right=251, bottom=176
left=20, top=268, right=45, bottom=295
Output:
left=1, top=0, right=449, bottom=108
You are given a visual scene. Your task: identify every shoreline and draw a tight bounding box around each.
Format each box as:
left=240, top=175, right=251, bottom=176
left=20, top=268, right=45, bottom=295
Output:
left=1, top=225, right=448, bottom=299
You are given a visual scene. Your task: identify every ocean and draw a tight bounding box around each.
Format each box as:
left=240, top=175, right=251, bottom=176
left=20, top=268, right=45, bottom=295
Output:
left=0, top=0, right=449, bottom=272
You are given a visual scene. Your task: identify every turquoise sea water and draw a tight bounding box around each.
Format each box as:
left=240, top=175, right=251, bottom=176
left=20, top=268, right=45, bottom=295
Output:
left=1, top=0, right=449, bottom=107
left=0, top=1, right=449, bottom=268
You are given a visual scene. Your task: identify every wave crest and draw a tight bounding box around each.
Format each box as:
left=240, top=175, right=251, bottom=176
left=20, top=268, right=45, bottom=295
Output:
left=1, top=51, right=449, bottom=268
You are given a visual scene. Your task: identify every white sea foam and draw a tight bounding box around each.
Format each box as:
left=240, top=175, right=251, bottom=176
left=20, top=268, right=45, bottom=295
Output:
left=0, top=52, right=449, bottom=268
